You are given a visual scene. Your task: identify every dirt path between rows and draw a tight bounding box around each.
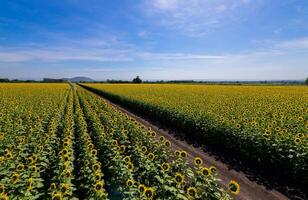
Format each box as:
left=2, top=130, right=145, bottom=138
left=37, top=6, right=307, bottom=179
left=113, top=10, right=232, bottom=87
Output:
left=85, top=88, right=297, bottom=200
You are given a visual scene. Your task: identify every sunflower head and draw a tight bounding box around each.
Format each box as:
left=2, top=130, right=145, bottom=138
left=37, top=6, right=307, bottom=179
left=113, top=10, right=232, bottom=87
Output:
left=93, top=163, right=101, bottom=171
left=63, top=155, right=69, bottom=162
left=94, top=173, right=102, bottom=181
left=151, top=132, right=156, bottom=137
left=27, top=156, right=34, bottom=164
left=294, top=137, right=301, bottom=145
left=27, top=178, right=33, bottom=191
left=61, top=148, right=68, bottom=155
left=200, top=167, right=211, bottom=177
left=187, top=186, right=197, bottom=198
left=126, top=179, right=134, bottom=187
left=148, top=153, right=155, bottom=161
left=88, top=143, right=94, bottom=149
left=174, top=173, right=185, bottom=185
left=50, top=183, right=57, bottom=191
left=0, top=193, right=8, bottom=200
left=228, top=180, right=240, bottom=195
left=11, top=173, right=20, bottom=184
left=164, top=140, right=171, bottom=147
left=138, top=184, right=146, bottom=194
left=162, top=162, right=170, bottom=172
left=91, top=149, right=97, bottom=156
left=141, top=146, right=148, bottom=153
left=0, top=185, right=5, bottom=194
left=194, top=157, right=203, bottom=166
left=61, top=184, right=69, bottom=193
left=5, top=152, right=12, bottom=159
left=159, top=136, right=165, bottom=141
left=17, top=164, right=24, bottom=172
left=180, top=151, right=187, bottom=158
left=127, top=162, right=134, bottom=171
left=209, top=166, right=217, bottom=174
left=144, top=187, right=155, bottom=199
left=94, top=181, right=104, bottom=191
left=120, top=145, right=126, bottom=153
left=123, top=156, right=131, bottom=163
left=64, top=170, right=71, bottom=178
left=112, top=140, right=118, bottom=146
left=174, top=150, right=181, bottom=157
left=51, top=192, right=63, bottom=200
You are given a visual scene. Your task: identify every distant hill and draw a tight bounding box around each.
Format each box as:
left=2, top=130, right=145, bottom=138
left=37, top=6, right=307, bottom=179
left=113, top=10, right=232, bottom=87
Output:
left=68, top=76, right=96, bottom=83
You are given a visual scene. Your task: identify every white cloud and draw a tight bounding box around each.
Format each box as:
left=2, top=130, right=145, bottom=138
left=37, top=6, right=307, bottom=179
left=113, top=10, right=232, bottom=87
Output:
left=276, top=37, right=308, bottom=49
left=152, top=0, right=179, bottom=10
left=143, top=0, right=260, bottom=37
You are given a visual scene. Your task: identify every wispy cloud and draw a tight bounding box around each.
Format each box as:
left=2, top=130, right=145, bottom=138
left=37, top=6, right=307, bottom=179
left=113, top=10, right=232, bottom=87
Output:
left=143, top=0, right=262, bottom=37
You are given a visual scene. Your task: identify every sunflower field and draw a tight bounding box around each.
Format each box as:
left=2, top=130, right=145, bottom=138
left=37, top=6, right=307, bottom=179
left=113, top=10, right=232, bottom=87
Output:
left=0, top=83, right=236, bottom=199
left=81, top=83, right=308, bottom=187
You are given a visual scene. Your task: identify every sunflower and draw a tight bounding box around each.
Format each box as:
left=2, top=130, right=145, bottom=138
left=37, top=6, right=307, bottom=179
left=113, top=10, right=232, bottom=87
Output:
left=27, top=178, right=33, bottom=191
left=180, top=151, right=187, bottom=158
left=63, top=155, right=69, bottom=162
left=112, top=140, right=118, bottom=146
left=88, top=143, right=94, bottom=149
left=11, top=173, right=20, bottom=184
left=294, top=137, right=301, bottom=145
left=209, top=166, right=217, bottom=174
left=61, top=184, right=69, bottom=193
left=174, top=172, right=185, bottom=185
left=127, top=162, right=134, bottom=171
left=93, top=163, right=101, bottom=171
left=52, top=192, right=63, bottom=200
left=0, top=193, right=8, bottom=200
left=0, top=185, right=5, bottom=194
left=141, top=146, right=148, bottom=153
left=50, top=183, right=57, bottom=190
left=17, top=164, right=24, bottom=172
left=174, top=150, right=181, bottom=157
left=63, top=141, right=69, bottom=147
left=194, top=157, right=203, bottom=166
left=138, top=184, right=146, bottom=194
left=120, top=145, right=126, bottom=153
left=186, top=186, right=197, bottom=198
left=144, top=187, right=155, bottom=199
left=94, top=173, right=102, bottom=181
left=5, top=152, right=12, bottom=160
left=200, top=167, right=211, bottom=177
left=0, top=133, right=4, bottom=140
left=91, top=149, right=97, bottom=156
left=19, top=137, right=25, bottom=144
left=64, top=170, right=71, bottom=178
left=162, top=162, right=170, bottom=172
left=228, top=180, right=240, bottom=195
left=151, top=132, right=156, bottom=137
left=159, top=136, right=165, bottom=141
left=164, top=140, right=171, bottom=147
left=123, top=156, right=131, bottom=163
left=61, top=148, right=68, bottom=155
left=94, top=181, right=104, bottom=191
left=3, top=149, right=9, bottom=155
left=126, top=179, right=134, bottom=187
left=148, top=153, right=155, bottom=161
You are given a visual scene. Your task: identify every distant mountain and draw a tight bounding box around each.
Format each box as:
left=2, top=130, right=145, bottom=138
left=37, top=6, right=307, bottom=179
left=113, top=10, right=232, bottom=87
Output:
left=68, top=76, right=96, bottom=83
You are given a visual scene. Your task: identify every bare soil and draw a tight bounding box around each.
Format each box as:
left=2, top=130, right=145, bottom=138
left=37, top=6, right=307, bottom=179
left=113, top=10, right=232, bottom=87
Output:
left=86, top=88, right=307, bottom=200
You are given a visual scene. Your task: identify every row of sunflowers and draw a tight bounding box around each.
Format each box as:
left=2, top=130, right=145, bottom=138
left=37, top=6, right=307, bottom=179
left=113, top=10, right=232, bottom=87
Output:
left=81, top=83, right=308, bottom=187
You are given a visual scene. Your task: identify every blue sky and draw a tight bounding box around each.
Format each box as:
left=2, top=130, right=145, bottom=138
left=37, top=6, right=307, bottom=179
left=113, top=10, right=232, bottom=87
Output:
left=0, top=0, right=308, bottom=80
